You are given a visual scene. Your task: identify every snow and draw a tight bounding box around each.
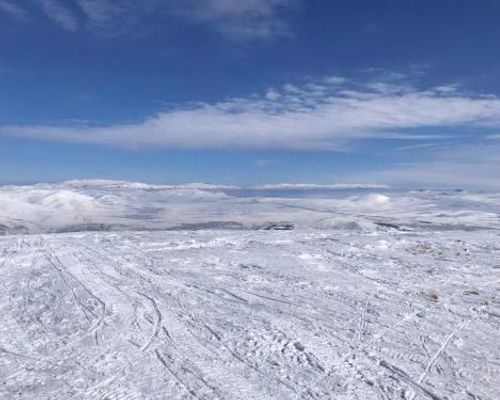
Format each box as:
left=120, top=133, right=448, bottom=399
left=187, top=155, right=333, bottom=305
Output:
left=0, top=181, right=499, bottom=399
left=1, top=181, right=499, bottom=234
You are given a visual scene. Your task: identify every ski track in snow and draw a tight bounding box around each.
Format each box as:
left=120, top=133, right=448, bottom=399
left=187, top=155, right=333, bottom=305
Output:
left=0, top=181, right=499, bottom=399
left=0, top=227, right=499, bottom=399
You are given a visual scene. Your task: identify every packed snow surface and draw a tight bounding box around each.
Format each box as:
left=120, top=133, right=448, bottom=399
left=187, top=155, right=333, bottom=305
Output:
left=0, top=181, right=499, bottom=399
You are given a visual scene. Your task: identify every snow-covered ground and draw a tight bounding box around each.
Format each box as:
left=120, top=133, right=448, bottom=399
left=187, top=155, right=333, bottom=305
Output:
left=1, top=180, right=499, bottom=234
left=0, top=181, right=499, bottom=399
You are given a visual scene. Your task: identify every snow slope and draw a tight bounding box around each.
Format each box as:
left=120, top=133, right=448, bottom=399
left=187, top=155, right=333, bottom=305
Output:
left=0, top=181, right=499, bottom=399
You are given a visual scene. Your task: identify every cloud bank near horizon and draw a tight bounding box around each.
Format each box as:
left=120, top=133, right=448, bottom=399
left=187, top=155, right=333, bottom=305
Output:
left=1, top=76, right=500, bottom=151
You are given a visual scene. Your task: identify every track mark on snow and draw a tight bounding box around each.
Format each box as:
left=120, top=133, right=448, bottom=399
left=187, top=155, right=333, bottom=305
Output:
left=87, top=292, right=162, bottom=393
left=379, top=360, right=445, bottom=400
left=408, top=324, right=464, bottom=400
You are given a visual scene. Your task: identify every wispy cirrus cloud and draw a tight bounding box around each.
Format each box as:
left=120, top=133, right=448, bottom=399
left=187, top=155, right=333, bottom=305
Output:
left=36, top=0, right=79, bottom=31
left=75, top=0, right=162, bottom=34
left=2, top=76, right=500, bottom=151
left=169, top=0, right=296, bottom=39
left=0, top=0, right=28, bottom=19
left=76, top=0, right=121, bottom=27
left=73, top=0, right=296, bottom=38
left=0, top=0, right=297, bottom=39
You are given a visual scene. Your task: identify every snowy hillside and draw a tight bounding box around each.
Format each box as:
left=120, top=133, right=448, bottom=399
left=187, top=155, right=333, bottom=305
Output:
left=0, top=181, right=499, bottom=399
left=1, top=180, right=499, bottom=234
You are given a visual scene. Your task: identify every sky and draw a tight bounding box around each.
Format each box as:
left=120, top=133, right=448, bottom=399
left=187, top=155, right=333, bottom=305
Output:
left=0, top=0, right=499, bottom=187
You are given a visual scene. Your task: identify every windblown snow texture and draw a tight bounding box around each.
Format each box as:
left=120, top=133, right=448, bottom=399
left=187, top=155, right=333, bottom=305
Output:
left=0, top=181, right=498, bottom=399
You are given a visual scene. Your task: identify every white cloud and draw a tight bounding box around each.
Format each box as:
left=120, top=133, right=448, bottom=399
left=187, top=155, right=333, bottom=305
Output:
left=324, top=76, right=346, bottom=85
left=169, top=0, right=296, bottom=39
left=75, top=0, right=161, bottom=34
left=0, top=0, right=297, bottom=39
left=0, top=0, right=28, bottom=19
left=265, top=88, right=281, bottom=101
left=76, top=0, right=118, bottom=27
left=2, top=77, right=500, bottom=151
left=251, top=183, right=388, bottom=190
left=37, top=0, right=79, bottom=31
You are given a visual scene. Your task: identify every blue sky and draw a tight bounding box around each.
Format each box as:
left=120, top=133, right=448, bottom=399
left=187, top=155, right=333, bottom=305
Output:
left=0, top=0, right=499, bottom=187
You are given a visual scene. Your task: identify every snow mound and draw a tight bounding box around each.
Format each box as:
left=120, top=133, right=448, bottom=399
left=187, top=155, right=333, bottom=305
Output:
left=314, top=217, right=378, bottom=232
left=356, top=193, right=391, bottom=206
left=0, top=189, right=108, bottom=233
